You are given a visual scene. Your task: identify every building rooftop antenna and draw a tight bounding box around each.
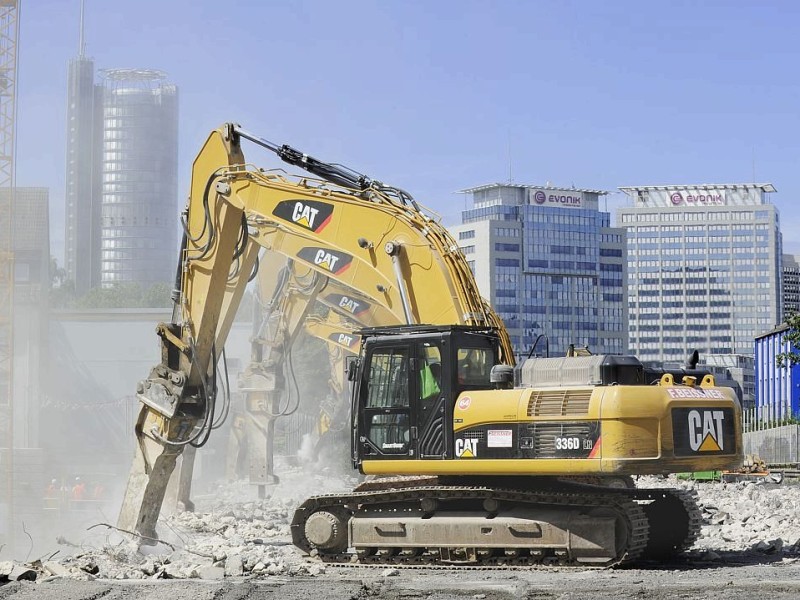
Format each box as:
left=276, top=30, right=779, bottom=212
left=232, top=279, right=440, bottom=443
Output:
left=79, top=0, right=86, bottom=58
left=506, top=131, right=513, bottom=183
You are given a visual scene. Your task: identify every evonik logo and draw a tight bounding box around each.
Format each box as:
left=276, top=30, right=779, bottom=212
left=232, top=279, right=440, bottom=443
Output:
left=272, top=199, right=334, bottom=233
left=687, top=409, right=725, bottom=452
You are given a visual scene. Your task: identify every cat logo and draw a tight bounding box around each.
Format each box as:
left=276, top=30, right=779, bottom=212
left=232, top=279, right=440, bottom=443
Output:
left=455, top=438, right=478, bottom=458
left=687, top=409, right=725, bottom=452
left=324, top=293, right=370, bottom=316
left=339, top=296, right=361, bottom=314
left=297, top=247, right=353, bottom=275
left=329, top=332, right=359, bottom=349
left=272, top=200, right=333, bottom=233
left=672, top=407, right=733, bottom=457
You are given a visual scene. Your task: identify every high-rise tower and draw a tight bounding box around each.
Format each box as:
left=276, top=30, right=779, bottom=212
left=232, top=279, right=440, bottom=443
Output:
left=64, top=0, right=100, bottom=294
left=97, top=68, right=178, bottom=288
left=64, top=3, right=179, bottom=293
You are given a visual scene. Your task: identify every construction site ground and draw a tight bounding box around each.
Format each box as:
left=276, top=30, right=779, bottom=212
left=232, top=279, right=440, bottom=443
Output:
left=3, top=558, right=800, bottom=599
left=3, top=468, right=800, bottom=599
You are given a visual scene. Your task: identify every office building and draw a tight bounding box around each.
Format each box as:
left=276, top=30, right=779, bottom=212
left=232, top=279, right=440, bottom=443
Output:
left=64, top=21, right=101, bottom=295
left=783, top=254, right=800, bottom=317
left=98, top=69, right=178, bottom=288
left=755, top=324, right=799, bottom=424
left=618, top=184, right=782, bottom=363
left=451, top=184, right=627, bottom=358
left=0, top=187, right=49, bottom=448
left=703, top=353, right=755, bottom=410
left=64, top=8, right=179, bottom=292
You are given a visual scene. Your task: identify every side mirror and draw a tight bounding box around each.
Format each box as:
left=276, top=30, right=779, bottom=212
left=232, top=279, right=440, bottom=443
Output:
left=490, top=364, right=514, bottom=389
left=347, top=359, right=360, bottom=382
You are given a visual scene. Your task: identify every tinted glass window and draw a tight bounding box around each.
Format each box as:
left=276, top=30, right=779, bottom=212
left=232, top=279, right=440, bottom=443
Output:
left=367, top=347, right=409, bottom=408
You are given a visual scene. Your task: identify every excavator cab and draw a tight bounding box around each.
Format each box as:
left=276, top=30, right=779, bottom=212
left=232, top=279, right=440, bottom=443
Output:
left=352, top=325, right=501, bottom=469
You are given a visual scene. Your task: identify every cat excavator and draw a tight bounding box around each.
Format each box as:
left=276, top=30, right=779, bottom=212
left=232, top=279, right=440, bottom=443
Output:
left=222, top=253, right=361, bottom=485
left=118, top=123, right=742, bottom=567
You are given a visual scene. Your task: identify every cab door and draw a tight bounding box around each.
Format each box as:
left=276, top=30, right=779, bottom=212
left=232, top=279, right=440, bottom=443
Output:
left=414, top=340, right=448, bottom=458
left=356, top=342, right=415, bottom=461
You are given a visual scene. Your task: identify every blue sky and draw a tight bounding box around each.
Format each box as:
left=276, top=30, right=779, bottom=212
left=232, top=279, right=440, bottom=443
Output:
left=17, top=0, right=800, bottom=261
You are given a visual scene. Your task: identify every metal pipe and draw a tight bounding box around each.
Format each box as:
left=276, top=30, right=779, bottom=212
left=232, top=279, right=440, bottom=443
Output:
left=527, top=334, right=550, bottom=359
left=384, top=241, right=414, bottom=325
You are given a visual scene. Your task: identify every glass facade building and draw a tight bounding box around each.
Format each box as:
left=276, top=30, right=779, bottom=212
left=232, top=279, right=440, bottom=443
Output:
left=64, top=53, right=101, bottom=294
left=98, top=69, right=179, bottom=289
left=618, top=184, right=783, bottom=363
left=451, top=184, right=627, bottom=359
left=65, top=63, right=179, bottom=292
left=783, top=254, right=800, bottom=316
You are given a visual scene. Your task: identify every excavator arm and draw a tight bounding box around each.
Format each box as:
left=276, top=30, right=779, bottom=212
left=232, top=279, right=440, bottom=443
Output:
left=118, top=123, right=512, bottom=540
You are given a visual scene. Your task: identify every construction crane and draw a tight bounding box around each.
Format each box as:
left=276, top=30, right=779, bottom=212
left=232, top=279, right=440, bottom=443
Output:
left=0, top=0, right=20, bottom=556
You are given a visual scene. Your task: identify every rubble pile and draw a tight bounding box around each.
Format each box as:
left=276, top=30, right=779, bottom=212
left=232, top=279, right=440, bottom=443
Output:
left=65, top=469, right=354, bottom=580
left=4, top=473, right=800, bottom=582
left=638, top=475, right=800, bottom=557
left=693, top=480, right=800, bottom=555
left=45, top=495, right=325, bottom=581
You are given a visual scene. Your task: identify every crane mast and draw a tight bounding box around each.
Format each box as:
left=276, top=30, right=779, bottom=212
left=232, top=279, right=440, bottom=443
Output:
left=0, top=0, right=19, bottom=433
left=0, top=0, right=20, bottom=554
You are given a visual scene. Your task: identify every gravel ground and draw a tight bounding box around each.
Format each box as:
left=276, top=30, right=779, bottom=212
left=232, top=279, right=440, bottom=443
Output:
left=3, top=470, right=800, bottom=599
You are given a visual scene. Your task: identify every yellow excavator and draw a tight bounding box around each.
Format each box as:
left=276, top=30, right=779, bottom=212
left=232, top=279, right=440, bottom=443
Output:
left=118, top=123, right=742, bottom=567
left=222, top=254, right=359, bottom=485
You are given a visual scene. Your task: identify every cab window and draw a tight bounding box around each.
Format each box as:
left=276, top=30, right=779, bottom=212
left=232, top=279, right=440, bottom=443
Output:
left=457, top=347, right=493, bottom=386
left=367, top=414, right=410, bottom=453
left=366, top=347, right=409, bottom=408
left=419, top=342, right=442, bottom=401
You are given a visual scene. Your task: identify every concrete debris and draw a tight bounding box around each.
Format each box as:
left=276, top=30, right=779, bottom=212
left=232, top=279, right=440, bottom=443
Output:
left=0, top=561, right=13, bottom=577
left=27, top=470, right=800, bottom=581
left=224, top=553, right=244, bottom=577
left=42, top=561, right=72, bottom=577
left=198, top=565, right=226, bottom=580
left=0, top=563, right=37, bottom=581
left=10, top=566, right=39, bottom=581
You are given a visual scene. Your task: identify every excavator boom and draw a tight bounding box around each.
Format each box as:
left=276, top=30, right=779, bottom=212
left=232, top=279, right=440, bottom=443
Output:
left=118, top=123, right=511, bottom=539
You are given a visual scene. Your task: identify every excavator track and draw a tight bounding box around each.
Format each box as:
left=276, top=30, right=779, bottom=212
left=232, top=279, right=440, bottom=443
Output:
left=292, top=484, right=650, bottom=567
left=551, top=481, right=703, bottom=561
left=637, top=487, right=702, bottom=560
left=291, top=480, right=703, bottom=568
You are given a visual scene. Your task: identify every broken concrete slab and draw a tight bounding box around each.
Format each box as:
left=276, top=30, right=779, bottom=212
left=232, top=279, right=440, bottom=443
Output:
left=43, top=561, right=73, bottom=578
left=0, top=561, right=13, bottom=577
left=198, top=565, right=225, bottom=580
left=8, top=564, right=37, bottom=581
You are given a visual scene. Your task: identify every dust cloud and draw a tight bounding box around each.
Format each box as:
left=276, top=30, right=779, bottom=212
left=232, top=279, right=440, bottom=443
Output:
left=0, top=294, right=356, bottom=569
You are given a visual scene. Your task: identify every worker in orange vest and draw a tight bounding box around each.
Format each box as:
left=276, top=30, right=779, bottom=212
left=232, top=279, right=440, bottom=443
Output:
left=71, top=477, right=86, bottom=500
left=45, top=478, right=58, bottom=499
